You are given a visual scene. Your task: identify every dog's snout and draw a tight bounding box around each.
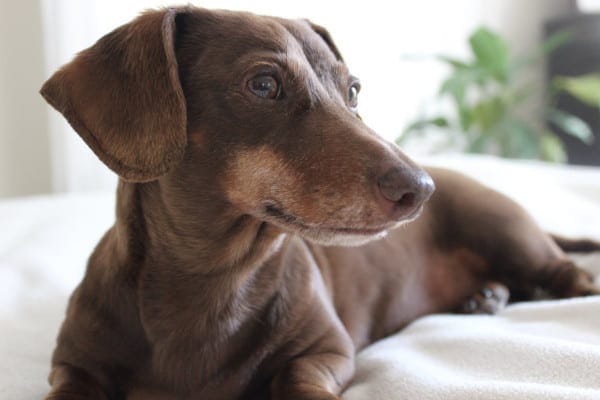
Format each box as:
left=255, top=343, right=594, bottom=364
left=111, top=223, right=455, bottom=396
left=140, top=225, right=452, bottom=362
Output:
left=376, top=168, right=435, bottom=221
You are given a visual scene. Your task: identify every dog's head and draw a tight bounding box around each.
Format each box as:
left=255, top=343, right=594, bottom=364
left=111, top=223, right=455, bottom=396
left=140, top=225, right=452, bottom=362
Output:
left=41, top=6, right=434, bottom=246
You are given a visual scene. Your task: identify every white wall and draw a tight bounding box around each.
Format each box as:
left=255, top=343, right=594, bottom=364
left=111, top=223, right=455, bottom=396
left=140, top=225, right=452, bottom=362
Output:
left=0, top=1, right=52, bottom=197
left=0, top=0, right=573, bottom=196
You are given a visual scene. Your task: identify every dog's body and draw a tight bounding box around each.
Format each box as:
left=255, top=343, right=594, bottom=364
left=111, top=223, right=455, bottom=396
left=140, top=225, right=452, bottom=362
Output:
left=41, top=7, right=600, bottom=400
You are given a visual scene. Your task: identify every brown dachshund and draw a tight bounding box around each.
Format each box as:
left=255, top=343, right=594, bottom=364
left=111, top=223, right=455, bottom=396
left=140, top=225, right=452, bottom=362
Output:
left=40, top=6, right=600, bottom=400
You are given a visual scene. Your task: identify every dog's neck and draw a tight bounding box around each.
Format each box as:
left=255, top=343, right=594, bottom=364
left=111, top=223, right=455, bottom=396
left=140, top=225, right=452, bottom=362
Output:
left=111, top=180, right=301, bottom=381
left=116, top=179, right=287, bottom=277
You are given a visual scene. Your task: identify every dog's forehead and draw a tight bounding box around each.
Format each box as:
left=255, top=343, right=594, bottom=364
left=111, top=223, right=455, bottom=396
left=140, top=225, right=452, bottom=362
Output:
left=200, top=9, right=344, bottom=73
left=277, top=18, right=341, bottom=65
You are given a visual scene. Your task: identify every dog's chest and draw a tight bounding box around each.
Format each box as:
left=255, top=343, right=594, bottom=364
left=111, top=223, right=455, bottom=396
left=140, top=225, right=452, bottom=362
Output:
left=134, top=248, right=318, bottom=398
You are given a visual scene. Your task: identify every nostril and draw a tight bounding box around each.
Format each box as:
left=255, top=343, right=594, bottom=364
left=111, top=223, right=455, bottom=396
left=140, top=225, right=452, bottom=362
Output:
left=378, top=170, right=404, bottom=203
left=377, top=168, right=418, bottom=204
left=397, top=191, right=417, bottom=208
left=378, top=182, right=405, bottom=203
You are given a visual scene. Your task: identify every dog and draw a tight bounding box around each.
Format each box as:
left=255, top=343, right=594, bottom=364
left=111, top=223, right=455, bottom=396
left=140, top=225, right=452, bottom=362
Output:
left=40, top=6, right=600, bottom=400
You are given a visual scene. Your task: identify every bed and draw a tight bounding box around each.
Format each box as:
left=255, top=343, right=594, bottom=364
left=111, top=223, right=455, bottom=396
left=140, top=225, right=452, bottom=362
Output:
left=2, top=155, right=599, bottom=399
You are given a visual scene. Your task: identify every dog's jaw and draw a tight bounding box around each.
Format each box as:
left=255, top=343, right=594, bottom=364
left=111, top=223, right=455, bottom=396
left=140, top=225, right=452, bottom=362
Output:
left=306, top=229, right=390, bottom=247
left=258, top=202, right=428, bottom=247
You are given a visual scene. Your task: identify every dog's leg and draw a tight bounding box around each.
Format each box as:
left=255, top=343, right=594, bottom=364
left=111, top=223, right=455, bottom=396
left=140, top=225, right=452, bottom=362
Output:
left=45, top=364, right=109, bottom=400
left=270, top=348, right=354, bottom=400
left=480, top=231, right=600, bottom=301
left=479, top=227, right=599, bottom=301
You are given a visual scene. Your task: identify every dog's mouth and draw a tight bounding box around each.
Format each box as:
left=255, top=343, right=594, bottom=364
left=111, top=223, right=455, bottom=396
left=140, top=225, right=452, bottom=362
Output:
left=261, top=201, right=402, bottom=238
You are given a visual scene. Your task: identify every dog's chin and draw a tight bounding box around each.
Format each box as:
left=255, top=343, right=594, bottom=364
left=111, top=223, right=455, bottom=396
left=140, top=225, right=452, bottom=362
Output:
left=268, top=220, right=392, bottom=247
left=300, top=229, right=390, bottom=247
left=257, top=203, right=416, bottom=247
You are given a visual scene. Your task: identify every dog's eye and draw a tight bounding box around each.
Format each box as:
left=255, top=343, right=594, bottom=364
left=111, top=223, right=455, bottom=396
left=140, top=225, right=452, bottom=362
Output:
left=348, top=81, right=361, bottom=109
left=247, top=75, right=281, bottom=99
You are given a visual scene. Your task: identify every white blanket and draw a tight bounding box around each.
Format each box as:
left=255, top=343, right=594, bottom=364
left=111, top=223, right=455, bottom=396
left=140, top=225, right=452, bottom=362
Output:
left=1, top=155, right=599, bottom=400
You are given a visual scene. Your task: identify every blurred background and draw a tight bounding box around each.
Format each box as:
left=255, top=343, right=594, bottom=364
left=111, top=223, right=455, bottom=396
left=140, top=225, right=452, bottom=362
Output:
left=1, top=0, right=599, bottom=198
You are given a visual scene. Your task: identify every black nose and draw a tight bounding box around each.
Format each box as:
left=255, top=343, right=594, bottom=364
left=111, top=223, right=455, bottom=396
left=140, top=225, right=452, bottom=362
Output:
left=376, top=167, right=435, bottom=221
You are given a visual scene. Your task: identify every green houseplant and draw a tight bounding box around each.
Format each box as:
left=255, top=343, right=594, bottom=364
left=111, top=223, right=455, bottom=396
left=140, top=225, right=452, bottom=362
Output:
left=399, top=27, right=599, bottom=162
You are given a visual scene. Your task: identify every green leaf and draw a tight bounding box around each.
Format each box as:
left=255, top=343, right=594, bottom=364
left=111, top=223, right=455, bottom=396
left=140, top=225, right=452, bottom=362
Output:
left=547, top=108, right=594, bottom=144
left=553, top=74, right=600, bottom=108
left=465, top=118, right=543, bottom=159
left=469, top=27, right=510, bottom=83
left=426, top=116, right=450, bottom=128
left=541, top=30, right=573, bottom=55
left=440, top=76, right=466, bottom=105
left=402, top=116, right=449, bottom=133
left=458, top=105, right=473, bottom=132
left=398, top=116, right=450, bottom=144
left=466, top=133, right=491, bottom=153
left=471, top=97, right=506, bottom=130
left=502, top=119, right=540, bottom=159
left=439, top=67, right=486, bottom=104
left=540, top=132, right=567, bottom=163
left=437, top=55, right=471, bottom=70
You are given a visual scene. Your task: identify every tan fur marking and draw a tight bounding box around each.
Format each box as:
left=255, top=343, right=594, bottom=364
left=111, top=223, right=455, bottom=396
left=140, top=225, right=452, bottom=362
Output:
left=225, top=146, right=302, bottom=214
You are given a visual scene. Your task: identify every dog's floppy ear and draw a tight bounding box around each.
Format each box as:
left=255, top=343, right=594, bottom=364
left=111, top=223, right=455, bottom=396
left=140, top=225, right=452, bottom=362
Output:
left=40, top=8, right=187, bottom=182
left=306, top=21, right=344, bottom=62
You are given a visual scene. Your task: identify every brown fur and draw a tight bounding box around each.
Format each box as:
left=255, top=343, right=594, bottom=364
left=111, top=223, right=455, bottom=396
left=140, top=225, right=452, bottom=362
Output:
left=40, top=6, right=600, bottom=400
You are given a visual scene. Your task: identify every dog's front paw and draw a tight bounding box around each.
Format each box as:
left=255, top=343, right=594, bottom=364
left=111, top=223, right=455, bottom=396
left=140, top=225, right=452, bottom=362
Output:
left=459, top=282, right=510, bottom=314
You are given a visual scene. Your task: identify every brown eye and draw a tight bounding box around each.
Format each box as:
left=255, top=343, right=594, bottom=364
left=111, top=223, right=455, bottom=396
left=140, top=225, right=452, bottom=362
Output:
left=348, top=81, right=360, bottom=109
left=247, top=75, right=281, bottom=99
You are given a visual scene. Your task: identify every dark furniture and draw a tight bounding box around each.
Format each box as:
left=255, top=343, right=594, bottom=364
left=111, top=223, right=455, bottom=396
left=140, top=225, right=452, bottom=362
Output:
left=546, top=13, right=600, bottom=166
